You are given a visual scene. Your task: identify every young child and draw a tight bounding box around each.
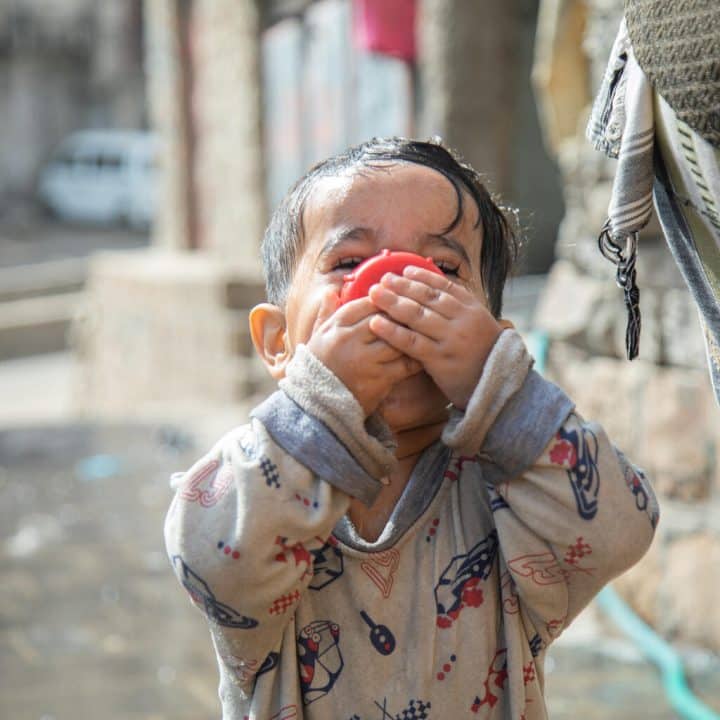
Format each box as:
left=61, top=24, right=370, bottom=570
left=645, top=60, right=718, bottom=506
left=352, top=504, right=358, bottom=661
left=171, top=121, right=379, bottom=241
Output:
left=165, top=137, right=658, bottom=719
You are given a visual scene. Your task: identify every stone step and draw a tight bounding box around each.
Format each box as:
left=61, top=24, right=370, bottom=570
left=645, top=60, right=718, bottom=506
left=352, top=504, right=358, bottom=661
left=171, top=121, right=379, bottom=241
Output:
left=0, top=292, right=84, bottom=360
left=0, top=258, right=86, bottom=302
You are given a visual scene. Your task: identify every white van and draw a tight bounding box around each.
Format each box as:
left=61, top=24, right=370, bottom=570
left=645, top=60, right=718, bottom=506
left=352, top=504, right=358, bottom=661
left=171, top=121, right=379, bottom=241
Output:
left=38, top=130, right=159, bottom=229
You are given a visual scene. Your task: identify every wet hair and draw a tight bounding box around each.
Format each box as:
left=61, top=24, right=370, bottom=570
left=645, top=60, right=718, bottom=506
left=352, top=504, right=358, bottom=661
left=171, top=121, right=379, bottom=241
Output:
left=260, top=137, right=519, bottom=317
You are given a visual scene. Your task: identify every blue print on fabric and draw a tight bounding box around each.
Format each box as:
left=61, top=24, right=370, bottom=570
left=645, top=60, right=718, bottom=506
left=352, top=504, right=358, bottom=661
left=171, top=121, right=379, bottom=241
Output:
left=359, top=610, right=396, bottom=655
left=347, top=697, right=431, bottom=720
left=309, top=538, right=344, bottom=590
left=528, top=633, right=543, bottom=657
left=486, top=482, right=510, bottom=512
left=172, top=555, right=258, bottom=629
left=297, top=620, right=343, bottom=705
left=557, top=426, right=600, bottom=520
left=257, top=651, right=279, bottom=678
left=434, top=530, right=499, bottom=629
left=260, top=455, right=281, bottom=488
left=616, top=450, right=659, bottom=529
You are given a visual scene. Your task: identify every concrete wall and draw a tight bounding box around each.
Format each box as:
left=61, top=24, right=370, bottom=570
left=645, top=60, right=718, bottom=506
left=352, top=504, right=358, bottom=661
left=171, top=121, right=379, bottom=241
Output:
left=533, top=0, right=720, bottom=651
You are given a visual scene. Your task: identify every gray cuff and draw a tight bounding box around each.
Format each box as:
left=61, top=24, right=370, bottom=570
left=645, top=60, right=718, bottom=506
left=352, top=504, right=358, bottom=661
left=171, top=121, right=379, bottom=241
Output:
left=278, top=344, right=398, bottom=480
left=251, top=392, right=383, bottom=506
left=442, top=329, right=534, bottom=454
left=441, top=329, right=575, bottom=483
left=481, top=371, right=575, bottom=485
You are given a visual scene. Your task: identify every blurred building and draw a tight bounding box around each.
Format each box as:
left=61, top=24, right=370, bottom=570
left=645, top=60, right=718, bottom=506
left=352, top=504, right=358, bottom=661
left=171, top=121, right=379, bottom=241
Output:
left=0, top=0, right=145, bottom=216
left=78, top=0, right=563, bottom=418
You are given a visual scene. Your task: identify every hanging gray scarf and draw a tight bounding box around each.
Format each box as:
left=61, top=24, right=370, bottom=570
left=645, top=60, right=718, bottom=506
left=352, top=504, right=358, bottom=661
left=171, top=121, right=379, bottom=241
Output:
left=587, top=19, right=653, bottom=360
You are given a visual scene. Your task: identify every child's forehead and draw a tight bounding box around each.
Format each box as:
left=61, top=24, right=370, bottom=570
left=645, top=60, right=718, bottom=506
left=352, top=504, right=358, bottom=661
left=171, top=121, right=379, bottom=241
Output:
left=303, top=162, right=480, bottom=231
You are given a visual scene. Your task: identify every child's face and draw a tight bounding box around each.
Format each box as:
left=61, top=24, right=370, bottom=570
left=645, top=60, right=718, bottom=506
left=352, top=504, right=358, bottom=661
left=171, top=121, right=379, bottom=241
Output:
left=284, top=162, right=488, bottom=431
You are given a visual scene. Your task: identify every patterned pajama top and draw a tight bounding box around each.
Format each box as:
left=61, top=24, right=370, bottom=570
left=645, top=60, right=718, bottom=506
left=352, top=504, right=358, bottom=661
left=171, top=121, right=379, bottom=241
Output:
left=165, top=330, right=658, bottom=719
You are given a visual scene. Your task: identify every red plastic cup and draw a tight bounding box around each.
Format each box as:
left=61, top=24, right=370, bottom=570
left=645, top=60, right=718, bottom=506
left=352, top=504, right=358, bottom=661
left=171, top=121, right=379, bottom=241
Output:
left=339, top=249, right=443, bottom=304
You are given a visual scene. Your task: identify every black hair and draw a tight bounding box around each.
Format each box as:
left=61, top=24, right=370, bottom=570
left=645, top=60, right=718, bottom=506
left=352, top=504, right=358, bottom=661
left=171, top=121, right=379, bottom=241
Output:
left=260, top=137, right=519, bottom=317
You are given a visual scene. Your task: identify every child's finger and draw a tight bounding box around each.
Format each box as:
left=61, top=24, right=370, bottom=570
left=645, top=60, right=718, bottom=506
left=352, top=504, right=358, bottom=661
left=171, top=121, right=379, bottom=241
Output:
left=333, top=296, right=377, bottom=326
left=379, top=353, right=423, bottom=383
left=375, top=273, right=461, bottom=321
left=402, top=265, right=474, bottom=302
left=368, top=314, right=435, bottom=360
left=369, top=283, right=446, bottom=341
left=314, top=288, right=341, bottom=328
left=365, top=337, right=410, bottom=362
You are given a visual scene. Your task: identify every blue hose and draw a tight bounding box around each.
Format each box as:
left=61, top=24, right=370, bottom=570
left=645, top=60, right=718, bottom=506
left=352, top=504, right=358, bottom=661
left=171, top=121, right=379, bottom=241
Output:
left=597, top=586, right=720, bottom=720
left=527, top=328, right=720, bottom=720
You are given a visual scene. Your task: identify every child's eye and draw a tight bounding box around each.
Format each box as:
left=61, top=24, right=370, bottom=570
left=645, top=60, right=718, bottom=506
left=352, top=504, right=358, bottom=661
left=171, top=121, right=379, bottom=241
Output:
left=333, top=256, right=364, bottom=272
left=434, top=260, right=461, bottom=276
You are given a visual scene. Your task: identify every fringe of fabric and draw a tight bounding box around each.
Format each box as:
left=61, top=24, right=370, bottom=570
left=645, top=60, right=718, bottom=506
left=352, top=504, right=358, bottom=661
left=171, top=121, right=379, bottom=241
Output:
left=588, top=19, right=654, bottom=361
left=598, top=221, right=642, bottom=360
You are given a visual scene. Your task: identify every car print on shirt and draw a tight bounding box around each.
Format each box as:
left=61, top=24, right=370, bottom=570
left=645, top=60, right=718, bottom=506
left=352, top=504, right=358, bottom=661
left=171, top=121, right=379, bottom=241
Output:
left=297, top=620, right=344, bottom=705
left=172, top=555, right=258, bottom=629
left=434, top=530, right=499, bottom=629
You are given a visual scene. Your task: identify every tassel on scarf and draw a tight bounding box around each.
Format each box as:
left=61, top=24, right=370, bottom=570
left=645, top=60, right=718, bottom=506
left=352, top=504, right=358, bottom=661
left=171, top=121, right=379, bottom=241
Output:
left=598, top=219, right=642, bottom=360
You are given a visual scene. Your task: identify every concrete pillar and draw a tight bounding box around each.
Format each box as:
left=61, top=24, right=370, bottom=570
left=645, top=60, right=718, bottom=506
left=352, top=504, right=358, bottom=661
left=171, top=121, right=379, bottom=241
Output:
left=91, top=0, right=145, bottom=127
left=191, top=0, right=266, bottom=260
left=77, top=0, right=269, bottom=419
left=143, top=0, right=196, bottom=250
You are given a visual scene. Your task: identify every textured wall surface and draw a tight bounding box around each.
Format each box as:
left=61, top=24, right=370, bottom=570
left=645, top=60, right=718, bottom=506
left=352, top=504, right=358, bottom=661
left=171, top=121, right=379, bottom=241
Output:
left=534, top=0, right=720, bottom=651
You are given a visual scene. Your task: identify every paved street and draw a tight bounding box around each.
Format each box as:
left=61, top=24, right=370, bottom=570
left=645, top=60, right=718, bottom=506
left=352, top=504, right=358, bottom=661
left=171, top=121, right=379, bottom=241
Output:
left=0, top=221, right=148, bottom=268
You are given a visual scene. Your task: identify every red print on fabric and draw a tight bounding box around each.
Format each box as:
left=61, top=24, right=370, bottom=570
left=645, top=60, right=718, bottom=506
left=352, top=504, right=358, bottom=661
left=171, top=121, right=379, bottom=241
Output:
left=269, top=590, right=301, bottom=616
left=222, top=654, right=259, bottom=685
left=270, top=705, right=298, bottom=720
left=523, top=661, right=536, bottom=685
left=275, top=537, right=313, bottom=580
left=500, top=571, right=520, bottom=615
left=546, top=617, right=566, bottom=638
left=508, top=552, right=566, bottom=586
left=294, top=491, right=319, bottom=509
left=435, top=531, right=498, bottom=629
left=565, top=537, right=592, bottom=570
left=179, top=459, right=232, bottom=507
left=360, top=549, right=400, bottom=598
left=471, top=648, right=508, bottom=712
left=548, top=435, right=578, bottom=468
left=443, top=454, right=479, bottom=482
left=436, top=654, right=458, bottom=681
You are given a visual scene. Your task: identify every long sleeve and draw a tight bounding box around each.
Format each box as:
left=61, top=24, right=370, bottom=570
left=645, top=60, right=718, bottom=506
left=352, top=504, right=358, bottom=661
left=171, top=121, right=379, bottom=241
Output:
left=444, top=330, right=659, bottom=646
left=164, top=345, right=395, bottom=697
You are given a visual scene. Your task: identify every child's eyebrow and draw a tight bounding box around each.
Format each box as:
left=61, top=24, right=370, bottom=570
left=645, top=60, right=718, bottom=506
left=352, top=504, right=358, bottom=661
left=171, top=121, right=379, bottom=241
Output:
left=424, top=233, right=472, bottom=266
left=318, top=227, right=373, bottom=258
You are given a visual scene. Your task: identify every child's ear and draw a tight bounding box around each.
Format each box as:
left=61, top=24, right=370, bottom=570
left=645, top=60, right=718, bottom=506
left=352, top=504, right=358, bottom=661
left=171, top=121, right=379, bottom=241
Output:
left=249, top=303, right=290, bottom=380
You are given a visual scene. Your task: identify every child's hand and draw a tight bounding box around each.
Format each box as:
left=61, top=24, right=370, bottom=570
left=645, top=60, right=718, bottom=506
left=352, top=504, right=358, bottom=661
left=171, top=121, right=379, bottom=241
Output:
left=367, top=266, right=511, bottom=410
left=306, top=290, right=422, bottom=417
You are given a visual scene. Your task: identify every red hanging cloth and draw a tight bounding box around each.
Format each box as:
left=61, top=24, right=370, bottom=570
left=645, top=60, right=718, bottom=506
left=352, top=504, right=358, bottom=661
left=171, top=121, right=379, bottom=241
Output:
left=352, top=0, right=417, bottom=62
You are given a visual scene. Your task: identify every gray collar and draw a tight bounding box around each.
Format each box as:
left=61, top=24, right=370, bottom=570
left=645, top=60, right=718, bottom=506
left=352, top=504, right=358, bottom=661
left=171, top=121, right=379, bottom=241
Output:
left=333, top=441, right=452, bottom=552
